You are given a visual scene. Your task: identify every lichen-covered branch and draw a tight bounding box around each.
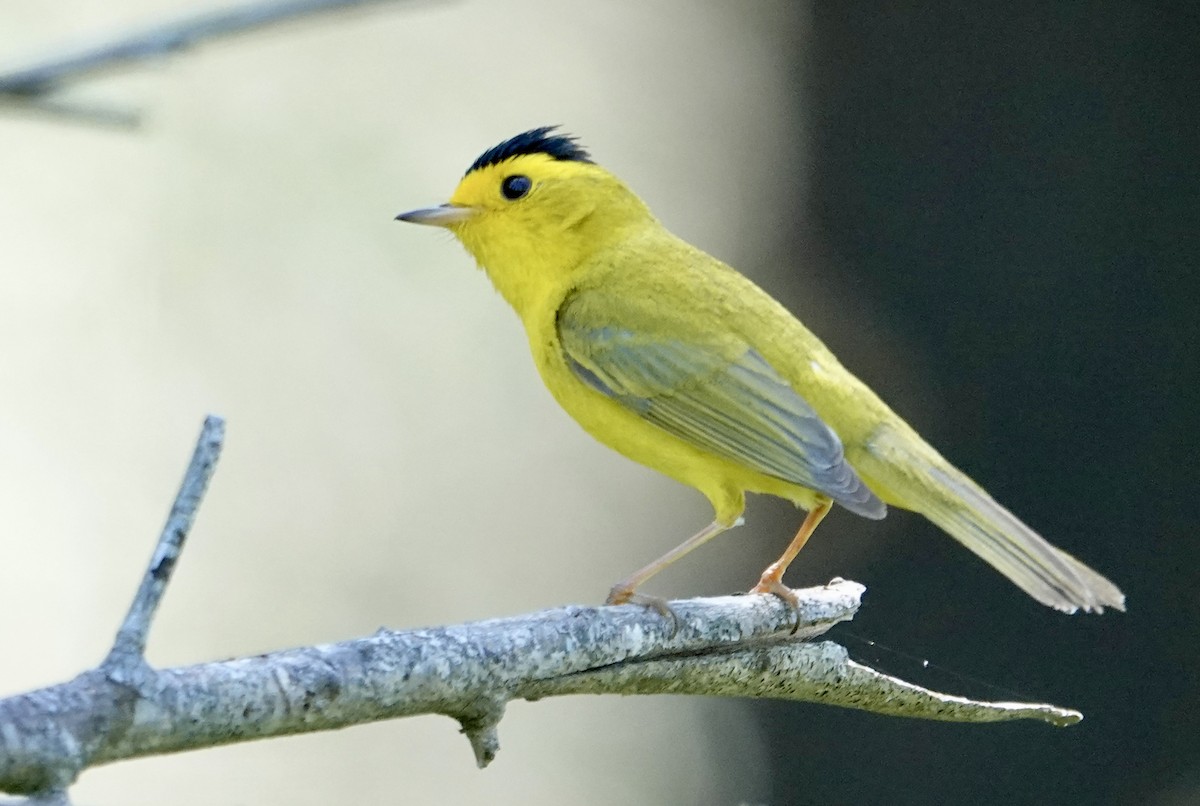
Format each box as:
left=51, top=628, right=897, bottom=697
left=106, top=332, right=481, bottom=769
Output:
left=523, top=637, right=1081, bottom=728
left=0, top=418, right=1081, bottom=803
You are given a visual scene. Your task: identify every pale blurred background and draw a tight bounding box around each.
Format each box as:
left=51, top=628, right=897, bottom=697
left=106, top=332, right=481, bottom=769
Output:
left=4, top=2, right=1196, bottom=805
left=0, top=1, right=817, bottom=803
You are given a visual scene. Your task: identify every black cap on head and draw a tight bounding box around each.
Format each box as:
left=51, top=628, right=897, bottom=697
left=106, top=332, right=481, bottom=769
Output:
left=466, top=126, right=592, bottom=176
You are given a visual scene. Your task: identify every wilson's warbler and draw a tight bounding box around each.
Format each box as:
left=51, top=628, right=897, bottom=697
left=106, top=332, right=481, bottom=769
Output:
left=396, top=126, right=1125, bottom=618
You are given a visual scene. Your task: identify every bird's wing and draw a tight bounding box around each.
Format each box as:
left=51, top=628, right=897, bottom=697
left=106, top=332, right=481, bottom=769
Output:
left=557, top=291, right=885, bottom=518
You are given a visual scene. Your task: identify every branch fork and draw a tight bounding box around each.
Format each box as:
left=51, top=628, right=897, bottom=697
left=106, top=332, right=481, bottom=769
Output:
left=0, top=417, right=1081, bottom=804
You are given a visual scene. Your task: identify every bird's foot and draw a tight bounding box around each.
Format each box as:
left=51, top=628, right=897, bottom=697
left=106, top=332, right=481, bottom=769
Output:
left=750, top=575, right=802, bottom=635
left=606, top=585, right=680, bottom=635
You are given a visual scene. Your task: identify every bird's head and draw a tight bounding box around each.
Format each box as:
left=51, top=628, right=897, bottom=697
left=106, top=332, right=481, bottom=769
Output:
left=396, top=127, right=654, bottom=313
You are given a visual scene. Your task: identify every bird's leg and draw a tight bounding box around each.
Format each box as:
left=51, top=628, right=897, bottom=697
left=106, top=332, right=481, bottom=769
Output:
left=607, top=519, right=739, bottom=626
left=750, top=501, right=831, bottom=632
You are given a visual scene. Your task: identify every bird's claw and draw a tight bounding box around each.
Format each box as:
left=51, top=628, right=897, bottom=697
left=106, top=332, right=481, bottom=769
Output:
left=750, top=577, right=802, bottom=634
left=606, top=585, right=681, bottom=635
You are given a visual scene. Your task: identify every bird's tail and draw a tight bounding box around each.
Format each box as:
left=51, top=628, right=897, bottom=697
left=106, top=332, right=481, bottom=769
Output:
left=865, top=425, right=1125, bottom=614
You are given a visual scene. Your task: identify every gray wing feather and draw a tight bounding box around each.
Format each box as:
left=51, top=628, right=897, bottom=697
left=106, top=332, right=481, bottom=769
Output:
left=560, top=317, right=885, bottom=519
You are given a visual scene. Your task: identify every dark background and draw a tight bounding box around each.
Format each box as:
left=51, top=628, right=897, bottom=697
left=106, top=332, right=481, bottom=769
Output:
left=754, top=6, right=1198, bottom=805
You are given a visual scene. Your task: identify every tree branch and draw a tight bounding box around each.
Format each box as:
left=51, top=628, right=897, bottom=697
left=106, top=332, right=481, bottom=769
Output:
left=102, top=415, right=223, bottom=682
left=0, top=416, right=1081, bottom=803
left=0, top=0, right=423, bottom=124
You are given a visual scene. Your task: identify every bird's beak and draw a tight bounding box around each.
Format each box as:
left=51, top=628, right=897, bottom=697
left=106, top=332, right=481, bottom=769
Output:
left=394, top=204, right=476, bottom=228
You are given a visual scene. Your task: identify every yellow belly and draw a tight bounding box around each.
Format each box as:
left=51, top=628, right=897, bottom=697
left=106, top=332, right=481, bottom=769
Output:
left=526, top=316, right=828, bottom=525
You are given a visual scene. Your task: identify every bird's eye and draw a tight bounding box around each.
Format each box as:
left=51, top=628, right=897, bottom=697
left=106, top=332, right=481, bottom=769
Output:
left=501, top=175, right=532, bottom=200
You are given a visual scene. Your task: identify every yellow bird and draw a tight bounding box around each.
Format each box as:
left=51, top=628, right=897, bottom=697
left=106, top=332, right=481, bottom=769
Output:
left=396, top=126, right=1125, bottom=619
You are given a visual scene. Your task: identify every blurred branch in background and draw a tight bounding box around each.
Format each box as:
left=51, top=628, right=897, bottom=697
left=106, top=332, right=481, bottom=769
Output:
left=0, top=417, right=1080, bottom=804
left=0, top=0, right=424, bottom=125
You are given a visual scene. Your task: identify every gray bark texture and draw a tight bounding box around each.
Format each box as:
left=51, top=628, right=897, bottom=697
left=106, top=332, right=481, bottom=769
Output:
left=0, top=416, right=1081, bottom=804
